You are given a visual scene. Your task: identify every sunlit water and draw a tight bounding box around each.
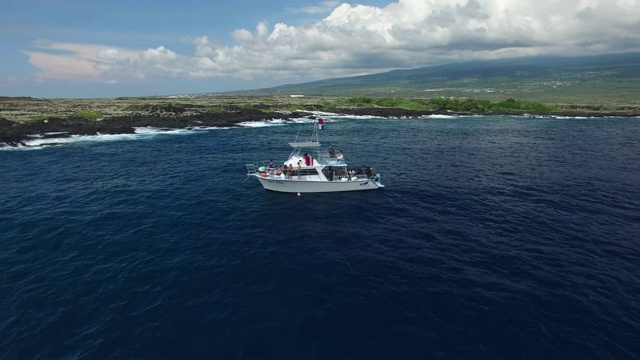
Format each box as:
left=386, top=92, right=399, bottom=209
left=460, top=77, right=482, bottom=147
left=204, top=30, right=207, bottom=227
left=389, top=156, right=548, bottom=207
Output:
left=1, top=115, right=639, bottom=359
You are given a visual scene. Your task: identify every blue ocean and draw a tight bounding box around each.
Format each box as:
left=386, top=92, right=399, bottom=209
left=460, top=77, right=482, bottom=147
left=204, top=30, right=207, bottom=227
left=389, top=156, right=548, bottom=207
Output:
left=1, top=115, right=639, bottom=359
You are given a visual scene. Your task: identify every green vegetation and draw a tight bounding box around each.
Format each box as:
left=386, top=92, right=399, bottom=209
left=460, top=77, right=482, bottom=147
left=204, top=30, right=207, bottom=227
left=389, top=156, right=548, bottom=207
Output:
left=205, top=106, right=224, bottom=113
left=237, top=53, right=640, bottom=107
left=76, top=112, right=103, bottom=119
left=1, top=93, right=637, bottom=123
left=329, top=96, right=557, bottom=114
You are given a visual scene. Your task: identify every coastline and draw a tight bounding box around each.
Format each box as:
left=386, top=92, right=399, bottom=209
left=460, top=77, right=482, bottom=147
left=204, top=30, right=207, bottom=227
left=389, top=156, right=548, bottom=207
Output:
left=2, top=97, right=639, bottom=148
left=0, top=109, right=308, bottom=147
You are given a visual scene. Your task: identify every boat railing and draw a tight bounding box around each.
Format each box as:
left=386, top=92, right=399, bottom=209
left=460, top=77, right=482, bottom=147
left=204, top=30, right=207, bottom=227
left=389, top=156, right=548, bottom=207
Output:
left=248, top=160, right=280, bottom=171
left=248, top=159, right=377, bottom=181
left=245, top=163, right=258, bottom=175
left=248, top=161, right=301, bottom=180
left=311, top=153, right=345, bottom=165
left=330, top=175, right=368, bottom=181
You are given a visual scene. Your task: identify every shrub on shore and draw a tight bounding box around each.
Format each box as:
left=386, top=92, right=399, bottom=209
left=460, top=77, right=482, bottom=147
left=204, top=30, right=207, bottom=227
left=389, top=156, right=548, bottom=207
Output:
left=330, top=96, right=556, bottom=114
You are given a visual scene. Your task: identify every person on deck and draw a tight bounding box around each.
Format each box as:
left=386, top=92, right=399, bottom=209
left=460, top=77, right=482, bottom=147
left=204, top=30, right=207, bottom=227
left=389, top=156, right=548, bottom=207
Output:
left=337, top=150, right=344, bottom=161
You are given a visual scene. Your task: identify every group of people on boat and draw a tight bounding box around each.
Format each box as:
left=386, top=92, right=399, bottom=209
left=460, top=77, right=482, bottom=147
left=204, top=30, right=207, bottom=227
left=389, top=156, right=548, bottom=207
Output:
left=261, top=158, right=375, bottom=182
left=348, top=165, right=375, bottom=178
left=264, top=160, right=300, bottom=179
left=327, top=146, right=344, bottom=161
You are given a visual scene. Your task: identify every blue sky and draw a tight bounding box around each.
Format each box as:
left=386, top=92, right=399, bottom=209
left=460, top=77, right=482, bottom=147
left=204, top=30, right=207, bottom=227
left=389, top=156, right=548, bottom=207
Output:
left=2, top=0, right=639, bottom=98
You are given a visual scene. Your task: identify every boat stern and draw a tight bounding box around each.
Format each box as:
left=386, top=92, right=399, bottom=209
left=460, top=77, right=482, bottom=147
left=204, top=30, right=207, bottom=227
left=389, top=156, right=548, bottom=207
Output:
left=372, top=173, right=385, bottom=188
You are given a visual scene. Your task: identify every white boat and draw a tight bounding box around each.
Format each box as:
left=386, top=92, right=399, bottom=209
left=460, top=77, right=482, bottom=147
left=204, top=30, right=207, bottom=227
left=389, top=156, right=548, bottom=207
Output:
left=245, top=119, right=384, bottom=193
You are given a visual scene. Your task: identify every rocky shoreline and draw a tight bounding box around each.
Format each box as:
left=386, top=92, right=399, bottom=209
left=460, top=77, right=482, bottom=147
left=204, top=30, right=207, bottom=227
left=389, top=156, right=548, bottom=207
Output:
left=0, top=105, right=448, bottom=147
left=2, top=100, right=639, bottom=148
left=0, top=109, right=299, bottom=147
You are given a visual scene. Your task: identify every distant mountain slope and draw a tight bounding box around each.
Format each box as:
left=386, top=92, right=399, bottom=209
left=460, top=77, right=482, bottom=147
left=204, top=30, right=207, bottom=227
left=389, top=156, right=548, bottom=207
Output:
left=236, top=52, right=640, bottom=104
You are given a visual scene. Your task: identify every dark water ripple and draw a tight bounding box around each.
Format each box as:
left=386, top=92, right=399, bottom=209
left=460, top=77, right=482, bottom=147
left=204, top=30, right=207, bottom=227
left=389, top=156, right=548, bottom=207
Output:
left=1, top=116, right=639, bottom=359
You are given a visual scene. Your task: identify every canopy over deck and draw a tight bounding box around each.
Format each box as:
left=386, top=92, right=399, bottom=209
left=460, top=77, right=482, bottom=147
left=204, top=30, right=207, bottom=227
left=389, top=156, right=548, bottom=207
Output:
left=288, top=141, right=321, bottom=148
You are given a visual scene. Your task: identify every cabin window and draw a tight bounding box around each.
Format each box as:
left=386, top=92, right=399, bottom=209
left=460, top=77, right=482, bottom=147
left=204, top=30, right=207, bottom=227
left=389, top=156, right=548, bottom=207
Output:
left=321, top=166, right=348, bottom=181
left=297, top=169, right=319, bottom=176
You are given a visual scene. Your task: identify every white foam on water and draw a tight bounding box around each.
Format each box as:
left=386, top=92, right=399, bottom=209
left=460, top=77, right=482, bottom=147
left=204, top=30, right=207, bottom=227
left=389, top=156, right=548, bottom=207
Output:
left=552, top=116, right=591, bottom=120
left=44, top=131, right=69, bottom=135
left=288, top=117, right=319, bottom=124
left=0, top=117, right=279, bottom=150
left=1, top=124, right=243, bottom=150
left=135, top=126, right=234, bottom=134
left=1, top=133, right=142, bottom=150
left=422, top=114, right=465, bottom=119
left=190, top=126, right=234, bottom=131
left=325, top=114, right=377, bottom=120
left=3, top=128, right=192, bottom=150
left=133, top=127, right=197, bottom=135
left=0, top=143, right=46, bottom=151
left=237, top=114, right=353, bottom=127
left=25, top=133, right=144, bottom=147
left=133, top=127, right=168, bottom=135
left=237, top=118, right=290, bottom=127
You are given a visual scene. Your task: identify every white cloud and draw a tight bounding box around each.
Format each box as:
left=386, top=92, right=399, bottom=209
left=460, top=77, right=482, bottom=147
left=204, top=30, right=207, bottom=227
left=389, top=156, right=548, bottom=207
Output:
left=23, top=0, right=640, bottom=85
left=232, top=29, right=254, bottom=43
left=24, top=42, right=105, bottom=81
left=287, top=1, right=341, bottom=14
left=24, top=41, right=140, bottom=82
left=193, top=36, right=215, bottom=57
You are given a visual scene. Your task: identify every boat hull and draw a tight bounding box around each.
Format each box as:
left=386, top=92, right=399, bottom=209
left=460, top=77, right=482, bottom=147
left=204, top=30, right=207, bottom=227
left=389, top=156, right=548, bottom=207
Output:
left=253, top=176, right=382, bottom=193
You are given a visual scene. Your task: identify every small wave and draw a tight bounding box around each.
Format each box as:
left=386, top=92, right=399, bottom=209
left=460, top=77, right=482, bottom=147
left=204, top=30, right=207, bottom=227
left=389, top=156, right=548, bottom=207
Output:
left=237, top=118, right=290, bottom=127
left=237, top=116, right=351, bottom=127
left=1, top=127, right=236, bottom=150
left=3, top=132, right=152, bottom=149
left=2, top=117, right=358, bottom=150
left=552, top=116, right=592, bottom=120
left=133, top=127, right=205, bottom=135
left=135, top=126, right=233, bottom=133
left=314, top=111, right=340, bottom=117
left=422, top=114, right=477, bottom=119
left=288, top=117, right=319, bottom=124
left=24, top=133, right=145, bottom=147
left=0, top=143, right=46, bottom=151
left=328, top=114, right=378, bottom=120
left=45, top=131, right=70, bottom=135
left=190, top=126, right=233, bottom=131
left=133, top=127, right=170, bottom=135
left=521, top=114, right=599, bottom=120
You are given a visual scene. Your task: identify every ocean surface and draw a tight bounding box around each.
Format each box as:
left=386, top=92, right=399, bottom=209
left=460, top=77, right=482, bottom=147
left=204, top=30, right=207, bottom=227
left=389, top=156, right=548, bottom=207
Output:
left=1, top=115, right=639, bottom=359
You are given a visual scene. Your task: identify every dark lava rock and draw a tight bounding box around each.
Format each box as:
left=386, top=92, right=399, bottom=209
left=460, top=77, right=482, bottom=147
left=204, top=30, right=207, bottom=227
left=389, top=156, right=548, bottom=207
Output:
left=0, top=109, right=313, bottom=147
